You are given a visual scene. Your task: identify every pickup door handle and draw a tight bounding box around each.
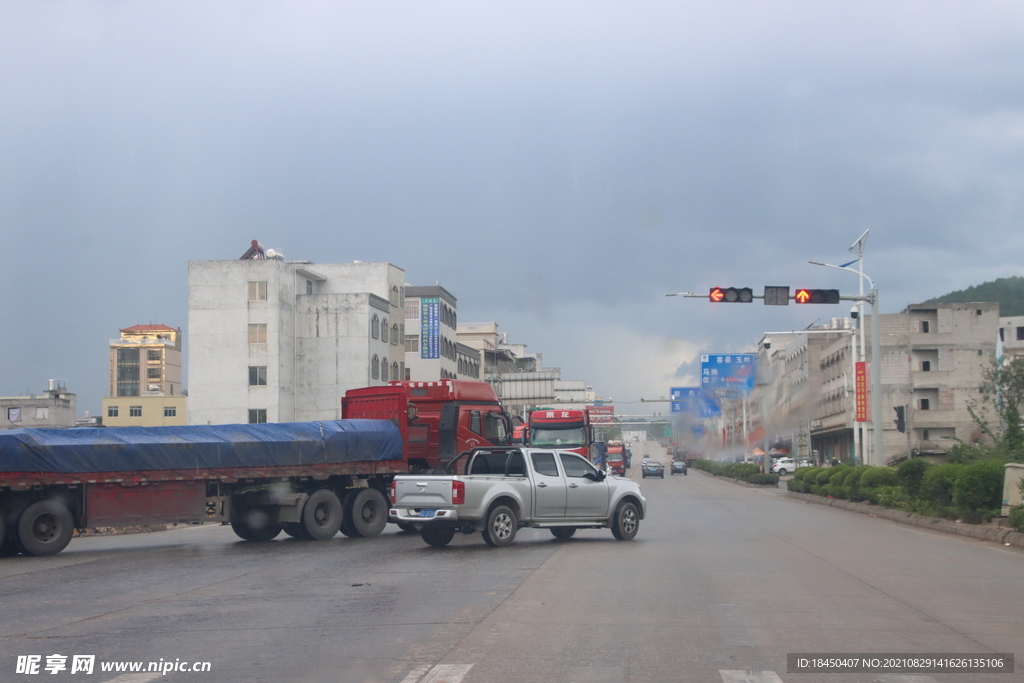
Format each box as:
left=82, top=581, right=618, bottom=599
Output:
left=568, top=483, right=578, bottom=488
left=536, top=482, right=548, bottom=488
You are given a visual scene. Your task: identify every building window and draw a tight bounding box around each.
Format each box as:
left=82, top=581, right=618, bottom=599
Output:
left=921, top=360, right=931, bottom=372
left=164, top=406, right=177, bottom=418
left=248, top=323, right=267, bottom=344
left=1001, top=328, right=1006, bottom=341
left=391, top=323, right=399, bottom=345
left=129, top=406, right=143, bottom=417
left=922, top=429, right=930, bottom=441
left=117, top=347, right=140, bottom=397
left=920, top=398, right=930, bottom=410
left=381, top=319, right=389, bottom=343
left=248, top=281, right=267, bottom=301
left=390, top=285, right=400, bottom=306
left=372, top=355, right=379, bottom=379
left=147, top=367, right=162, bottom=379
left=248, top=409, right=267, bottom=424
left=393, top=361, right=399, bottom=380
left=405, top=335, right=419, bottom=353
left=405, top=301, right=419, bottom=319
left=35, top=407, right=49, bottom=420
left=371, top=315, right=379, bottom=339
left=1018, top=327, right=1024, bottom=341
left=7, top=407, right=21, bottom=422
left=248, top=366, right=267, bottom=386
left=920, top=321, right=930, bottom=333
left=306, top=279, right=313, bottom=295
left=107, top=406, right=119, bottom=418
left=148, top=350, right=161, bottom=361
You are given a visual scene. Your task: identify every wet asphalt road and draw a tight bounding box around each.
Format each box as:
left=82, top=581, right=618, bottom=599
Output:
left=3, top=449, right=1024, bottom=683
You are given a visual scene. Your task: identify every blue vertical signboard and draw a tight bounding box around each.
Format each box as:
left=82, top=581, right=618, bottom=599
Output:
left=420, top=297, right=440, bottom=359
left=700, top=354, right=756, bottom=394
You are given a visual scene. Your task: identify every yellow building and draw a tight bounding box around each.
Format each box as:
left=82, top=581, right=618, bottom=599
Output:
left=102, top=324, right=187, bottom=427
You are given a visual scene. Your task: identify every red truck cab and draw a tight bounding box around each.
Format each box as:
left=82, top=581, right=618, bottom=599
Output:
left=343, top=380, right=512, bottom=471
left=528, top=409, right=593, bottom=461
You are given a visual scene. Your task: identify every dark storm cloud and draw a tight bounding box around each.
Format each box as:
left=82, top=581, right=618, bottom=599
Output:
left=3, top=1, right=1024, bottom=412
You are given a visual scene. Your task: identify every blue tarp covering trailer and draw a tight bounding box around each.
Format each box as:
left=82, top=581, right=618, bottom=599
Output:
left=0, top=420, right=403, bottom=474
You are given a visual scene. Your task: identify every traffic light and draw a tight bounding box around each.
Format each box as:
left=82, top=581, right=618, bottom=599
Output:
left=794, top=288, right=840, bottom=304
left=709, top=287, right=753, bottom=303
left=764, top=286, right=790, bottom=306
left=894, top=406, right=906, bottom=433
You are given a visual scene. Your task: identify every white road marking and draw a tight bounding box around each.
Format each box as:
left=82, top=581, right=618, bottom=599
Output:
left=399, top=665, right=433, bottom=683
left=720, top=671, right=784, bottom=683
left=419, top=664, right=474, bottom=683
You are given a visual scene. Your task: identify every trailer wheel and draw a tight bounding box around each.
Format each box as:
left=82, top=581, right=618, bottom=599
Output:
left=421, top=526, right=455, bottom=547
left=17, top=500, right=74, bottom=556
left=0, top=501, right=29, bottom=555
left=302, top=489, right=343, bottom=540
left=350, top=489, right=388, bottom=537
left=282, top=523, right=312, bottom=540
left=230, top=505, right=282, bottom=542
left=338, top=490, right=359, bottom=537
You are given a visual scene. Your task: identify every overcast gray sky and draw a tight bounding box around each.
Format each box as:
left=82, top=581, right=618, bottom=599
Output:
left=3, top=1, right=1024, bottom=417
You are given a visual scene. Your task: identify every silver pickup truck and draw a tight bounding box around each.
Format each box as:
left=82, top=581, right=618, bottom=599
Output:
left=389, top=447, right=647, bottom=547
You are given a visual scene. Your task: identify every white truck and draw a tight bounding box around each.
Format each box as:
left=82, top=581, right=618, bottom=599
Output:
left=388, top=447, right=647, bottom=547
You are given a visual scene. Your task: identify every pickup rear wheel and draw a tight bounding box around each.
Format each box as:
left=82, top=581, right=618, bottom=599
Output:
left=550, top=527, right=576, bottom=540
left=611, top=501, right=640, bottom=541
left=482, top=505, right=517, bottom=547
left=302, top=489, right=343, bottom=540
left=17, top=500, right=75, bottom=556
left=350, top=488, right=388, bottom=537
left=421, top=526, right=456, bottom=547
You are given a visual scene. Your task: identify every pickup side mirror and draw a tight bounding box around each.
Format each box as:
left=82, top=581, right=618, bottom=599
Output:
left=584, top=470, right=606, bottom=482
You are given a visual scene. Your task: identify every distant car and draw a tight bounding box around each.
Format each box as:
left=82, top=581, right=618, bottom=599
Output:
left=642, top=461, right=665, bottom=478
left=671, top=460, right=687, bottom=475
left=772, top=458, right=804, bottom=476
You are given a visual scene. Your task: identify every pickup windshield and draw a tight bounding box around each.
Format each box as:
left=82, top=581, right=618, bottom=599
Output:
left=530, top=427, right=586, bottom=447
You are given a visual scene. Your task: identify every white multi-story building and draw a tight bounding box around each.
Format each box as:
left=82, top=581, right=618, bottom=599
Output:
left=188, top=257, right=405, bottom=425
left=403, top=285, right=460, bottom=381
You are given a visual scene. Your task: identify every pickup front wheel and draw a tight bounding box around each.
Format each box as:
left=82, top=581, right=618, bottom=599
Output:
left=611, top=501, right=640, bottom=541
left=482, top=505, right=517, bottom=547
left=421, top=526, right=456, bottom=547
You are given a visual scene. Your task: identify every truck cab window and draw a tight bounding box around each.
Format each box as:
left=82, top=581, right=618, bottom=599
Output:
left=560, top=453, right=597, bottom=479
left=470, top=411, right=482, bottom=435
left=483, top=413, right=507, bottom=443
left=530, top=452, right=559, bottom=477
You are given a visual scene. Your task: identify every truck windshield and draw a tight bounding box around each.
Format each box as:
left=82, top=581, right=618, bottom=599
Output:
left=530, top=427, right=585, bottom=447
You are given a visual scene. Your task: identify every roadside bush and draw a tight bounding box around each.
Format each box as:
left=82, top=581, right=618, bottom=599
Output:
left=787, top=477, right=805, bottom=493
left=897, top=458, right=931, bottom=497
left=723, top=462, right=759, bottom=479
left=745, top=473, right=780, bottom=486
left=920, top=464, right=965, bottom=508
left=828, top=466, right=853, bottom=485
left=1008, top=505, right=1024, bottom=533
left=952, top=459, right=1004, bottom=511
left=845, top=467, right=869, bottom=501
left=859, top=466, right=898, bottom=490
left=814, top=469, right=833, bottom=486
left=795, top=466, right=821, bottom=482
left=871, top=485, right=910, bottom=508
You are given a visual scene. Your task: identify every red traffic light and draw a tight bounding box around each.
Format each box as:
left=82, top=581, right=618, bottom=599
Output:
left=794, top=289, right=840, bottom=304
left=710, top=287, right=753, bottom=303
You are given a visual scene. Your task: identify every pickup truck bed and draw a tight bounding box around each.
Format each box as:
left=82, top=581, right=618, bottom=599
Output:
left=389, top=447, right=646, bottom=547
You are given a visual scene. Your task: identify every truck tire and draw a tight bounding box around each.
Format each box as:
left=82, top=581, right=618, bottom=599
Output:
left=550, top=527, right=576, bottom=540
left=610, top=501, right=640, bottom=541
left=302, top=489, right=343, bottom=540
left=338, top=489, right=359, bottom=537
left=230, top=505, right=282, bottom=542
left=481, top=505, right=517, bottom=547
left=17, top=500, right=74, bottom=556
left=349, top=488, right=389, bottom=538
left=421, top=526, right=455, bottom=547
left=282, top=523, right=312, bottom=540
left=1, top=501, right=29, bottom=555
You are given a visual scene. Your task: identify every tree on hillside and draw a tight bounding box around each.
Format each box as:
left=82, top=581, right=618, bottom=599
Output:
left=924, top=276, right=1024, bottom=316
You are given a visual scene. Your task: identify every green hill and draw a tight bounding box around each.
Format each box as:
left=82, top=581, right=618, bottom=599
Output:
left=924, top=276, right=1024, bottom=316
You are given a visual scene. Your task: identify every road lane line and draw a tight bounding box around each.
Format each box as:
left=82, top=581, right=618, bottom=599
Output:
left=419, top=664, right=473, bottom=683
left=719, top=671, right=784, bottom=683
left=398, top=664, right=432, bottom=683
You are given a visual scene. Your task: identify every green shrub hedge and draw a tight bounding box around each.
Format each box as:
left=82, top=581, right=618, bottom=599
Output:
left=692, top=460, right=779, bottom=486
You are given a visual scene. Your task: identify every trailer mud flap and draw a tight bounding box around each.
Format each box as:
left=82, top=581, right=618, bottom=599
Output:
left=85, top=481, right=206, bottom=527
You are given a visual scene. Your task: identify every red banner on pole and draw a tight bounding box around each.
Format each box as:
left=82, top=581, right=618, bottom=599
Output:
left=855, top=361, right=868, bottom=422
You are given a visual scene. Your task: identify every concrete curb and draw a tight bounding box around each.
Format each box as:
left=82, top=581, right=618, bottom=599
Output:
left=786, top=491, right=1024, bottom=548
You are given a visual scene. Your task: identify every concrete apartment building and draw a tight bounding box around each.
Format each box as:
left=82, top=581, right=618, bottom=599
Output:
left=403, top=285, right=461, bottom=381
left=1, top=381, right=77, bottom=430
left=188, top=257, right=405, bottom=425
left=101, top=324, right=186, bottom=427
left=1001, top=315, right=1024, bottom=360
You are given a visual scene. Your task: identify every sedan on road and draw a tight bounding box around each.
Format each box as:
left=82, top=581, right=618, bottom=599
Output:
left=642, top=461, right=665, bottom=478
left=671, top=460, right=687, bottom=475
